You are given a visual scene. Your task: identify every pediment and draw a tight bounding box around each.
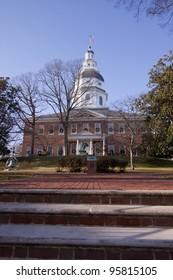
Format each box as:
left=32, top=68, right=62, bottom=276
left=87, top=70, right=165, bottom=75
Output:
left=71, top=108, right=105, bottom=119
left=78, top=131, right=93, bottom=136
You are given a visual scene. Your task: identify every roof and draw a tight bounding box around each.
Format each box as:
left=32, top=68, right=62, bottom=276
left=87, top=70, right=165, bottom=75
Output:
left=81, top=69, right=104, bottom=82
left=36, top=108, right=145, bottom=122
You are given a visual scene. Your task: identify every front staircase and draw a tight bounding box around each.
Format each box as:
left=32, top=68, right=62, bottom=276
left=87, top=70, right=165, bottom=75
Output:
left=0, top=189, right=173, bottom=259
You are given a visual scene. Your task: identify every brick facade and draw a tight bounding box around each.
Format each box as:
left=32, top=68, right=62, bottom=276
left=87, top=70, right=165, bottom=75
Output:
left=22, top=108, right=143, bottom=157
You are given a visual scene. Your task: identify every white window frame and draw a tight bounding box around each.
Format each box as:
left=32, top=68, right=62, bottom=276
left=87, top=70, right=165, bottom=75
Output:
left=57, top=146, right=63, bottom=156
left=83, top=123, right=89, bottom=132
left=119, top=144, right=126, bottom=155
left=108, top=123, right=114, bottom=134
left=108, top=145, right=115, bottom=155
left=71, top=143, right=76, bottom=154
left=119, top=123, right=125, bottom=134
left=48, top=126, right=54, bottom=135
left=38, top=125, right=44, bottom=135
left=59, top=124, right=64, bottom=134
left=99, top=96, right=103, bottom=106
left=71, top=124, right=77, bottom=134
left=26, top=145, right=31, bottom=156
left=47, top=145, right=53, bottom=155
left=95, top=123, right=101, bottom=134
left=85, top=93, right=90, bottom=100
left=37, top=145, right=43, bottom=155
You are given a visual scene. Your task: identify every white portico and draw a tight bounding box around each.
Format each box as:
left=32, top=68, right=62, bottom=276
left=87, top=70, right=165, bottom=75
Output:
left=69, top=130, right=106, bottom=156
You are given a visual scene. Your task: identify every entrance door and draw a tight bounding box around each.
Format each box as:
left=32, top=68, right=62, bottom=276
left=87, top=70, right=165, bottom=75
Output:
left=94, top=142, right=102, bottom=156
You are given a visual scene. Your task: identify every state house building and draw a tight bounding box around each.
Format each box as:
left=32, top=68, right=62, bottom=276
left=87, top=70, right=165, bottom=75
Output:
left=22, top=45, right=142, bottom=157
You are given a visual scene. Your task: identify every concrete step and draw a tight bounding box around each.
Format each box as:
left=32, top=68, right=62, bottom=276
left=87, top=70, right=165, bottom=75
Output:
left=0, top=224, right=173, bottom=259
left=1, top=202, right=173, bottom=227
left=1, top=189, right=173, bottom=205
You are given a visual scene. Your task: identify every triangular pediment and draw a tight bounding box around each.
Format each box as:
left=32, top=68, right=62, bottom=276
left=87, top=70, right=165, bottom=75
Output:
left=78, top=130, right=93, bottom=136
left=71, top=108, right=106, bottom=119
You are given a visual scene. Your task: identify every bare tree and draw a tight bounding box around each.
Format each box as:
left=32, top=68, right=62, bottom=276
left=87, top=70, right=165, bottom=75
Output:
left=112, top=96, right=145, bottom=169
left=39, top=59, right=92, bottom=156
left=14, top=72, right=43, bottom=155
left=110, top=0, right=173, bottom=27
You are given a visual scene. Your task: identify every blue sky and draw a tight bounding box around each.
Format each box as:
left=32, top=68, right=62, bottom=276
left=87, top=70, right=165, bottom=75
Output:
left=1, top=0, right=173, bottom=104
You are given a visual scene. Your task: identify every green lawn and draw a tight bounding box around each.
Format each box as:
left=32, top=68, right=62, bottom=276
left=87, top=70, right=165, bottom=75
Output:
left=0, top=172, right=32, bottom=181
left=130, top=157, right=173, bottom=171
left=0, top=156, right=173, bottom=180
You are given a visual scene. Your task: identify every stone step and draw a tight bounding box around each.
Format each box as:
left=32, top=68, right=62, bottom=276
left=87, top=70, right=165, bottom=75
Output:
left=0, top=224, right=173, bottom=259
left=1, top=202, right=173, bottom=227
left=1, top=189, right=173, bottom=205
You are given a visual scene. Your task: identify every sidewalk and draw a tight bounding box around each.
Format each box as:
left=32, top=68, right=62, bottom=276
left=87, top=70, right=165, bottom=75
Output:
left=0, top=172, right=173, bottom=190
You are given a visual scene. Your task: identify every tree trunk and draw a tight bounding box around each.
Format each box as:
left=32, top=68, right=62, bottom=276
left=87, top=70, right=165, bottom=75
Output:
left=129, top=147, right=134, bottom=170
left=63, top=126, right=69, bottom=156
left=31, top=125, right=35, bottom=155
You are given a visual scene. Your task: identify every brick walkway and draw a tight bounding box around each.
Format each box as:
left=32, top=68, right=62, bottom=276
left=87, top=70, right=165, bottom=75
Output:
left=0, top=172, right=173, bottom=190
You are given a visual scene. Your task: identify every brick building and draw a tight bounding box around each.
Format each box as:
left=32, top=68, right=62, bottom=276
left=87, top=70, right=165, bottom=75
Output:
left=22, top=45, right=143, bottom=157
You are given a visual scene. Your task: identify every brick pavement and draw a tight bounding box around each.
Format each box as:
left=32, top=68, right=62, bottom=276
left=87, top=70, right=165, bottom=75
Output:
left=0, top=171, right=173, bottom=190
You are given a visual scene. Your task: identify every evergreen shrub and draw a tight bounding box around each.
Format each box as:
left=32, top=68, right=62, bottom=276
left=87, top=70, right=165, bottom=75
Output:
left=56, top=155, right=87, bottom=172
left=96, top=156, right=128, bottom=173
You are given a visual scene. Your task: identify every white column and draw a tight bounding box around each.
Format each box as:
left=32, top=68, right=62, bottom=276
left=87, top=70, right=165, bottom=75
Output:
left=63, top=145, right=65, bottom=156
left=89, top=139, right=93, bottom=155
left=76, top=139, right=79, bottom=155
left=102, top=135, right=105, bottom=156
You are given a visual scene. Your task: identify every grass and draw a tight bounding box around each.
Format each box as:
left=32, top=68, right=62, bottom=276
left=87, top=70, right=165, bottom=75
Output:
left=0, top=156, right=173, bottom=180
left=0, top=172, right=32, bottom=181
left=130, top=157, right=173, bottom=172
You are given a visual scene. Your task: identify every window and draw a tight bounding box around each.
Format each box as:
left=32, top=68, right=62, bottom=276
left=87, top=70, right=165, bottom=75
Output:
left=37, top=145, right=43, bottom=155
left=83, top=123, right=89, bottom=131
left=108, top=123, right=114, bottom=134
left=38, top=125, right=44, bottom=135
left=59, top=124, right=64, bottom=134
left=47, top=145, right=53, bottom=155
left=85, top=94, right=90, bottom=100
left=71, top=124, right=77, bottom=134
left=99, top=96, right=103, bottom=106
left=119, top=145, right=126, bottom=155
left=26, top=145, right=31, bottom=156
left=119, top=123, right=125, bottom=134
left=108, top=145, right=115, bottom=155
left=94, top=143, right=101, bottom=155
left=71, top=143, right=76, bottom=154
left=57, top=146, right=63, bottom=156
left=95, top=123, right=101, bottom=134
left=48, top=126, right=54, bottom=135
